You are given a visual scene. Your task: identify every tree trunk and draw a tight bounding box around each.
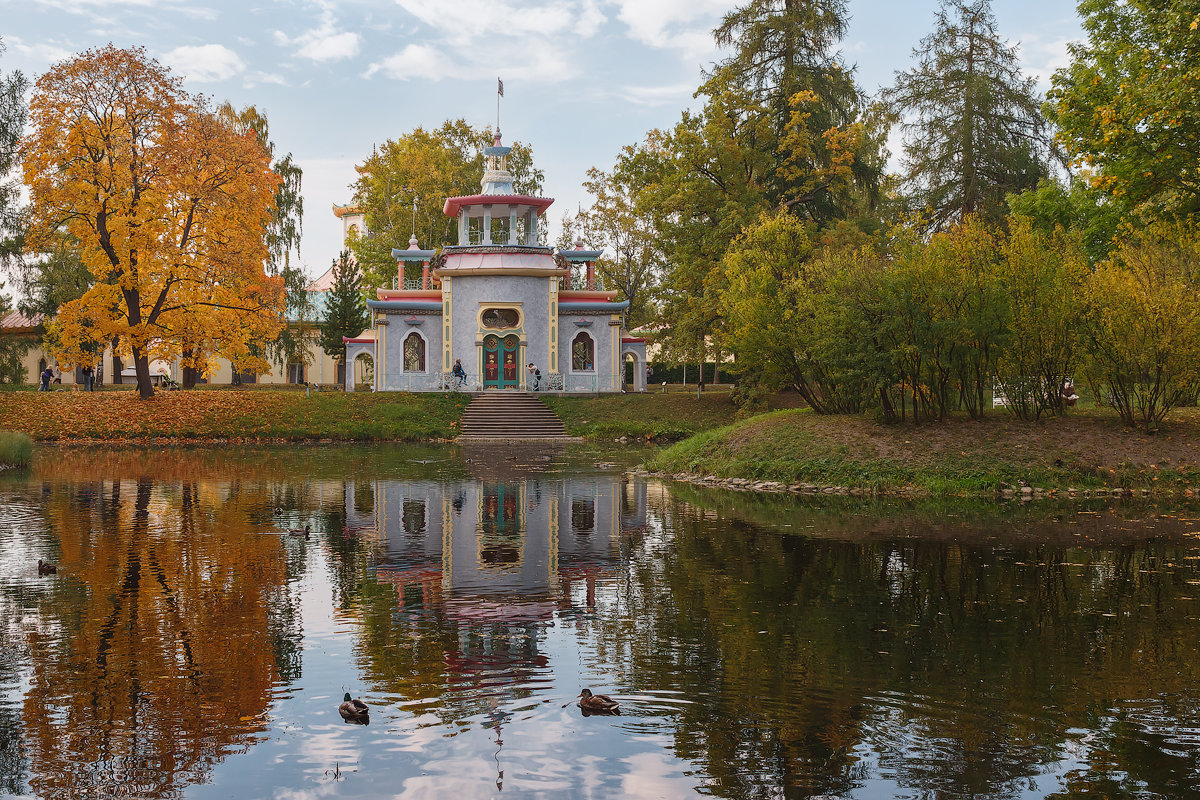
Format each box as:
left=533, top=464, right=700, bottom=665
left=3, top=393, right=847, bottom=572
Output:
left=132, top=345, right=154, bottom=399
left=181, top=347, right=199, bottom=389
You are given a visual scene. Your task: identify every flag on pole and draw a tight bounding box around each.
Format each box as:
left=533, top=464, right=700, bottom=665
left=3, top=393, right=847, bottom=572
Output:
left=497, top=78, right=504, bottom=97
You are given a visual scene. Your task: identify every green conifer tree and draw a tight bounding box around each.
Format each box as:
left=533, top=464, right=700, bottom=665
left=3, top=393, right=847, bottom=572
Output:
left=318, top=251, right=370, bottom=363
left=886, top=0, right=1055, bottom=230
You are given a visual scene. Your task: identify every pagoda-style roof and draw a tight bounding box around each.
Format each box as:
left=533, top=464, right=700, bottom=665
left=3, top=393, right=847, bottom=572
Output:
left=442, top=193, right=555, bottom=218
left=557, top=249, right=603, bottom=262
left=390, top=247, right=437, bottom=261
left=332, top=202, right=363, bottom=218
left=391, top=234, right=436, bottom=262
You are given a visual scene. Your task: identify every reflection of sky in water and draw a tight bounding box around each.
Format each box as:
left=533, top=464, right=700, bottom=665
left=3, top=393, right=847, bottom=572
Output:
left=175, top=469, right=698, bottom=799
left=7, top=448, right=1200, bottom=798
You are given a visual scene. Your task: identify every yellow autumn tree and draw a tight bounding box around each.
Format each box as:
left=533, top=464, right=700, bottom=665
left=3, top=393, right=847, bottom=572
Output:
left=22, top=45, right=283, bottom=398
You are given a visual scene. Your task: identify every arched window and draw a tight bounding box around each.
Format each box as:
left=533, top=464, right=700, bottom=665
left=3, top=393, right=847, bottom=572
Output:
left=403, top=331, right=426, bottom=372
left=571, top=332, right=594, bottom=371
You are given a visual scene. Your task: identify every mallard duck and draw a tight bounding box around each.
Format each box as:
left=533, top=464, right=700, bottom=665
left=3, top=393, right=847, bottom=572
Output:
left=577, top=689, right=620, bottom=714
left=338, top=692, right=369, bottom=724
left=37, top=559, right=57, bottom=575
left=288, top=524, right=311, bottom=539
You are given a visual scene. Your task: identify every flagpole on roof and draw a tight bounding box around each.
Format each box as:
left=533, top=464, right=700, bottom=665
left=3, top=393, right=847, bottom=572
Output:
left=496, top=77, right=503, bottom=138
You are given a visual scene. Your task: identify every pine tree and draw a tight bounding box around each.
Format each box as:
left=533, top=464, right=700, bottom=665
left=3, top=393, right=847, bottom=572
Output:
left=886, top=0, right=1055, bottom=230
left=318, top=251, right=370, bottom=361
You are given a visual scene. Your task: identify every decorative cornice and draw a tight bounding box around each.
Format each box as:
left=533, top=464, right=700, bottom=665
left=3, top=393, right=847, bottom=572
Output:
left=442, top=245, right=553, bottom=255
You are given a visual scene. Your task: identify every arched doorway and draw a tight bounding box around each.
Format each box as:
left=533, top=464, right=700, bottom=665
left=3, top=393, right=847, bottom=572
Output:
left=621, top=341, right=648, bottom=392
left=624, top=352, right=640, bottom=391
left=351, top=353, right=374, bottom=391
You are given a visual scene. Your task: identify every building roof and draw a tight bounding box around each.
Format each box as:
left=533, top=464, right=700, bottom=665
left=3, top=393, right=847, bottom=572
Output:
left=306, top=263, right=338, bottom=292
left=442, top=193, right=555, bottom=218
left=0, top=310, right=43, bottom=332
left=332, top=202, right=363, bottom=219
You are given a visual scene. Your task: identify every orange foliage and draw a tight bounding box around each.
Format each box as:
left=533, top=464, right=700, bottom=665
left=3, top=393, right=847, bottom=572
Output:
left=22, top=45, right=284, bottom=399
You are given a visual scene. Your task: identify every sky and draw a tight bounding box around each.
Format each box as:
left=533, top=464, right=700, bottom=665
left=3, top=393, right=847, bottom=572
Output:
left=0, top=0, right=1084, bottom=280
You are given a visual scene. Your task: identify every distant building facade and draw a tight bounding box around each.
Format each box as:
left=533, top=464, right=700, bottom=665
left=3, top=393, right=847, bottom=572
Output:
left=343, top=133, right=647, bottom=393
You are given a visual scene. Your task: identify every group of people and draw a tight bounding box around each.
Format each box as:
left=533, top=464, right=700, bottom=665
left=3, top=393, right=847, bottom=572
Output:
left=38, top=365, right=97, bottom=391
left=448, top=358, right=544, bottom=390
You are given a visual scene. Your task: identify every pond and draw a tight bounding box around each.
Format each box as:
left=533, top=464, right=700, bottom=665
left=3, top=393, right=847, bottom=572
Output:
left=2, top=444, right=1200, bottom=799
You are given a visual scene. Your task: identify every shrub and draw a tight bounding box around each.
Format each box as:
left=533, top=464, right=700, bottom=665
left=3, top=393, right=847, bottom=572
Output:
left=0, top=431, right=33, bottom=468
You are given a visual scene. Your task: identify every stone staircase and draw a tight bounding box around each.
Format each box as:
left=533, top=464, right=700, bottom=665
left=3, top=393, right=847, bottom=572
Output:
left=457, top=392, right=573, bottom=441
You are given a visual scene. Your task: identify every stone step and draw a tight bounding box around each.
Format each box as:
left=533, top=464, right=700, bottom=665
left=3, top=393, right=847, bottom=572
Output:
left=458, top=393, right=570, bottom=440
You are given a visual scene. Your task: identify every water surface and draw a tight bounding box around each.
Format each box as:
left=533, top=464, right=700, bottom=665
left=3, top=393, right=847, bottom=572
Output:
left=2, top=445, right=1200, bottom=798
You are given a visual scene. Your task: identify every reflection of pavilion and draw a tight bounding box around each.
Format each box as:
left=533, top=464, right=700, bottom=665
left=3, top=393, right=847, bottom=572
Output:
left=360, top=475, right=647, bottom=684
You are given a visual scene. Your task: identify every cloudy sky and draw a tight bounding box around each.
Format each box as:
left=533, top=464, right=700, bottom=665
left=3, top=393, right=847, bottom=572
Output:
left=1, top=0, right=1083, bottom=278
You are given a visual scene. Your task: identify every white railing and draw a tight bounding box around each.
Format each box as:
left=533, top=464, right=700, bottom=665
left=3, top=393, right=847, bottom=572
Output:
left=347, top=370, right=627, bottom=393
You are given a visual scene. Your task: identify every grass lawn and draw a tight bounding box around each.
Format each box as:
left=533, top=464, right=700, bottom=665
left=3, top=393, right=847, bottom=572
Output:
left=648, top=406, right=1200, bottom=496
left=0, top=389, right=466, bottom=441
left=542, top=390, right=743, bottom=440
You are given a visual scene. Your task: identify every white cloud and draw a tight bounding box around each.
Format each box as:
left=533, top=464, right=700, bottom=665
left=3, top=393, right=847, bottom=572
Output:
left=623, top=82, right=696, bottom=107
left=274, top=8, right=361, bottom=63
left=244, top=71, right=289, bottom=88
left=162, top=44, right=245, bottom=82
left=1015, top=32, right=1079, bottom=90
left=612, top=0, right=732, bottom=56
left=367, top=0, right=606, bottom=83
left=364, top=44, right=443, bottom=81
left=5, top=36, right=74, bottom=65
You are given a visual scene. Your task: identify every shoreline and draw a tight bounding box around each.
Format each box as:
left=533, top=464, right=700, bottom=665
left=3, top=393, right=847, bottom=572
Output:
left=630, top=467, right=1200, bottom=500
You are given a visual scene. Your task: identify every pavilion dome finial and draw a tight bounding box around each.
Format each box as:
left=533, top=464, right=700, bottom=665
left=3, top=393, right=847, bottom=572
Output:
left=481, top=130, right=514, bottom=196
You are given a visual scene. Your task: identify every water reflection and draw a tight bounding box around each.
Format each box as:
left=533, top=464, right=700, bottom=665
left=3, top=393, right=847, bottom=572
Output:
left=4, top=447, right=1200, bottom=798
left=7, top=475, right=296, bottom=799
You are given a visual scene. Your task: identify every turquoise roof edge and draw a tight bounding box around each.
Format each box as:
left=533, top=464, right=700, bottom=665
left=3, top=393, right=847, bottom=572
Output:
left=557, top=250, right=604, bottom=262
left=558, top=300, right=629, bottom=312
left=366, top=299, right=443, bottom=312
left=390, top=247, right=438, bottom=261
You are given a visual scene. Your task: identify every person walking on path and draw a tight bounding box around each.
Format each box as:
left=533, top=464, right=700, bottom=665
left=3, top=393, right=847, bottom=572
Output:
left=39, top=367, right=52, bottom=391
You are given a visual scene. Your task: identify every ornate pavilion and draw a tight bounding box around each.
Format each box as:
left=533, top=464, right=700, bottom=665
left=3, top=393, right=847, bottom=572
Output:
left=343, top=133, right=647, bottom=393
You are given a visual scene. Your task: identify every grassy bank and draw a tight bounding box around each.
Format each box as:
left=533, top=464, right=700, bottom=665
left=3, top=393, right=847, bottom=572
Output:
left=647, top=407, right=1200, bottom=496
left=542, top=391, right=741, bottom=440
left=0, top=431, right=33, bottom=468
left=0, top=390, right=465, bottom=441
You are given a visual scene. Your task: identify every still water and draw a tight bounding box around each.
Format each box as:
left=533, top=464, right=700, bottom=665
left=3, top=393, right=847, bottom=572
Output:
left=3, top=445, right=1200, bottom=799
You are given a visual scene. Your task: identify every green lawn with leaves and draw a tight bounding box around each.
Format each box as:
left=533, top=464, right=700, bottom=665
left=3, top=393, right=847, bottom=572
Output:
left=648, top=406, right=1200, bottom=496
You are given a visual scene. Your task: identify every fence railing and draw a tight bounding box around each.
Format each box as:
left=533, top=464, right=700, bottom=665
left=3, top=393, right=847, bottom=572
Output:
left=346, top=370, right=627, bottom=393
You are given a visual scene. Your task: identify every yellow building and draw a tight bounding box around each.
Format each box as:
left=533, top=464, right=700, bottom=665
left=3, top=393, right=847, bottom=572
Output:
left=0, top=204, right=373, bottom=388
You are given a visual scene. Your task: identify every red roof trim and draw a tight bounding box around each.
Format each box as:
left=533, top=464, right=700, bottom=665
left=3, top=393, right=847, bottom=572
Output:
left=442, top=194, right=555, bottom=217
left=342, top=337, right=374, bottom=344
left=621, top=337, right=646, bottom=343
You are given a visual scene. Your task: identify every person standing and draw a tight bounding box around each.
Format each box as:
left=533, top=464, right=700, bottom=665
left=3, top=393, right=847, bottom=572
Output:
left=39, top=366, right=52, bottom=391
left=452, top=358, right=467, bottom=389
left=527, top=362, right=541, bottom=391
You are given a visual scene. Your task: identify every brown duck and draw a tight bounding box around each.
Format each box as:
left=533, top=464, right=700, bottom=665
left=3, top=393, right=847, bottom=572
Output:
left=37, top=560, right=56, bottom=575
left=576, top=689, right=620, bottom=714
left=338, top=692, right=369, bottom=724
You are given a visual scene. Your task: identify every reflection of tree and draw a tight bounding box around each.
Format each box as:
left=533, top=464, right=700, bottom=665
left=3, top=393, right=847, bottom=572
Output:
left=584, top=490, right=1200, bottom=798
left=22, top=476, right=292, bottom=799
left=0, top=601, right=27, bottom=795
